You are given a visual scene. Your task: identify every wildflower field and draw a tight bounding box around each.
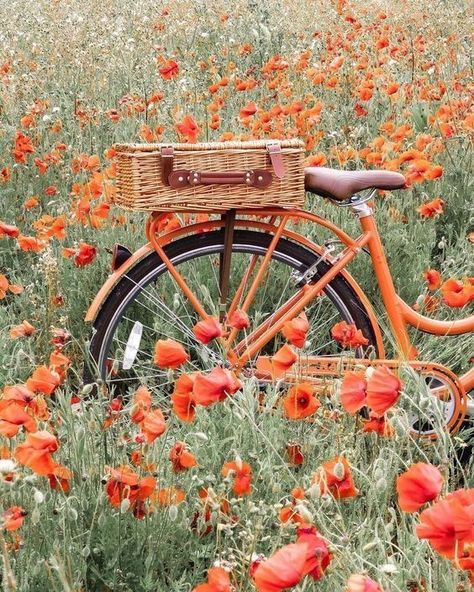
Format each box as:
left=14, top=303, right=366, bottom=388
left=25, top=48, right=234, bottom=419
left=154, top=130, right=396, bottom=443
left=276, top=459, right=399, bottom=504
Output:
left=0, top=0, right=473, bottom=590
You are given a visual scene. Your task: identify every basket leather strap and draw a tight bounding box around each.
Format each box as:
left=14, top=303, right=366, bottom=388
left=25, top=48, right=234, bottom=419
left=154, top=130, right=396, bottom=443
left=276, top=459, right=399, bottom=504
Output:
left=168, top=169, right=272, bottom=188
left=160, top=146, right=174, bottom=186
left=267, top=142, right=285, bottom=178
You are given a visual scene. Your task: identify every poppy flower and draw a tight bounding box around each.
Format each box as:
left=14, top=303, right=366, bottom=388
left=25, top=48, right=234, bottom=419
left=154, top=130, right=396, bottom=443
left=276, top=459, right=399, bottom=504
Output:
left=313, top=456, right=358, bottom=499
left=366, top=366, right=402, bottom=417
left=340, top=372, right=367, bottom=414
left=417, top=198, right=444, bottom=218
left=456, top=543, right=474, bottom=583
left=331, top=321, right=368, bottom=348
left=140, top=408, right=166, bottom=443
left=240, top=102, right=258, bottom=118
left=362, top=414, right=394, bottom=437
left=283, top=382, right=320, bottom=419
left=227, top=309, right=250, bottom=330
left=154, top=487, right=186, bottom=506
left=158, top=59, right=179, bottom=80
left=193, top=367, right=241, bottom=406
left=396, top=463, right=443, bottom=512
left=416, top=490, right=474, bottom=558
left=10, top=320, right=36, bottom=339
left=423, top=269, right=441, bottom=291
left=440, top=278, right=473, bottom=308
left=346, top=574, right=384, bottom=591
left=3, top=506, right=27, bottom=531
left=0, top=402, right=37, bottom=438
left=154, top=339, right=189, bottom=369
left=169, top=441, right=197, bottom=473
left=281, top=312, right=309, bottom=348
left=176, top=115, right=200, bottom=143
left=193, top=317, right=223, bottom=344
left=26, top=365, right=61, bottom=396
left=253, top=543, right=307, bottom=592
left=171, top=374, right=197, bottom=422
left=105, top=465, right=156, bottom=518
left=296, top=524, right=332, bottom=580
left=222, top=459, right=252, bottom=496
left=193, top=566, right=231, bottom=592
left=306, top=152, right=328, bottom=166
left=15, top=431, right=59, bottom=475
left=286, top=443, right=304, bottom=465
left=17, top=235, right=45, bottom=252
left=48, top=463, right=73, bottom=493
left=130, top=385, right=152, bottom=423
left=256, top=344, right=298, bottom=378
left=0, top=221, right=19, bottom=238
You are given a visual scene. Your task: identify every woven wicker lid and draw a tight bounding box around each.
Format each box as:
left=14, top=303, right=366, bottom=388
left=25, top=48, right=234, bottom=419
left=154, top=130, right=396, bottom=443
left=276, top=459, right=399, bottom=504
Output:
left=114, top=138, right=305, bottom=153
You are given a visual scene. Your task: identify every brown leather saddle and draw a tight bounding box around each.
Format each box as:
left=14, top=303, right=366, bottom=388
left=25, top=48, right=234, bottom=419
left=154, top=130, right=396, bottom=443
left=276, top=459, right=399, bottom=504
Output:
left=305, top=167, right=406, bottom=201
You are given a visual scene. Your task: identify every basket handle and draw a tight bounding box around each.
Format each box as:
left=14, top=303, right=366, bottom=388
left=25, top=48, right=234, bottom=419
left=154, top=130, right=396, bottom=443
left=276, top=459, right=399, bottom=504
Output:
left=168, top=169, right=272, bottom=189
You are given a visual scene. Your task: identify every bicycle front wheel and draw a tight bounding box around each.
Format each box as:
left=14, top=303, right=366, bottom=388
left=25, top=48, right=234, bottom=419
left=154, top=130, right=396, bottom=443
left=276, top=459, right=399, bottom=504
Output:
left=86, top=229, right=379, bottom=402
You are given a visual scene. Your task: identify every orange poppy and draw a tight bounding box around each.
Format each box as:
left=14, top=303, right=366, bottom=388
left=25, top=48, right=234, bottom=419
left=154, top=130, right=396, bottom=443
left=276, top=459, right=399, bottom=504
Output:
left=240, top=102, right=258, bottom=118
left=416, top=489, right=474, bottom=558
left=171, top=374, right=197, bottom=422
left=281, top=312, right=309, bottom=348
left=440, top=278, right=473, bottom=308
left=253, top=543, right=307, bottom=592
left=340, top=372, right=367, bottom=414
left=331, top=321, right=368, bottom=348
left=155, top=487, right=186, bottom=506
left=176, top=115, right=200, bottom=143
left=169, top=441, right=197, bottom=473
left=362, top=414, right=394, bottom=437
left=346, top=574, right=384, bottom=591
left=193, top=367, right=241, bottom=406
left=423, top=269, right=441, bottom=291
left=192, top=317, right=223, bottom=344
left=105, top=465, right=156, bottom=518
left=283, top=382, right=320, bottom=419
left=417, top=198, right=444, bottom=218
left=256, top=344, right=298, bottom=378
left=396, top=463, right=443, bottom=513
left=3, top=506, right=27, bottom=531
left=130, top=385, right=152, bottom=423
left=286, top=443, right=304, bottom=465
left=313, top=456, right=358, bottom=499
left=158, top=59, right=179, bottom=80
left=154, top=339, right=189, bottom=369
left=0, top=402, right=37, bottom=437
left=9, top=320, right=36, bottom=339
left=366, top=366, right=402, bottom=417
left=17, top=235, right=45, bottom=252
left=48, top=463, right=73, bottom=493
left=221, top=460, right=252, bottom=496
left=227, top=309, right=250, bottom=330
left=193, top=566, right=231, bottom=592
left=306, top=152, right=328, bottom=166
left=15, top=431, right=59, bottom=475
left=26, top=366, right=61, bottom=396
left=0, top=221, right=19, bottom=238
left=140, top=408, right=166, bottom=443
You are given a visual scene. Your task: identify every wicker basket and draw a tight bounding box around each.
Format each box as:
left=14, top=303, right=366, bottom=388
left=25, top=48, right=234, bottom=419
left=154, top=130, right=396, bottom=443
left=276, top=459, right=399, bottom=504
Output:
left=113, top=139, right=305, bottom=212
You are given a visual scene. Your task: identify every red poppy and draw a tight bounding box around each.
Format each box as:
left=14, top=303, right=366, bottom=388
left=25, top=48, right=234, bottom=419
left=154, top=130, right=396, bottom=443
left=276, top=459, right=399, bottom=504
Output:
left=48, top=463, right=73, bottom=493
left=346, top=574, right=384, bottom=591
left=140, top=408, right=166, bottom=443
left=193, top=317, right=223, bottom=344
left=313, top=456, right=358, bottom=499
left=0, top=401, right=37, bottom=437
left=416, top=489, right=474, bottom=558
left=227, top=309, right=250, bottom=330
left=3, top=506, right=27, bottom=531
left=14, top=431, right=59, bottom=475
left=154, top=487, right=186, bottom=506
left=193, top=367, right=241, bottom=406
left=0, top=221, right=19, bottom=238
left=362, top=414, right=394, bottom=437
left=440, top=278, right=473, bottom=308
left=417, top=198, right=444, bottom=218
left=283, top=382, right=320, bottom=419
left=158, top=59, right=179, bottom=80
left=105, top=465, right=156, bottom=518
left=176, top=115, right=201, bottom=143
left=169, top=441, right=197, bottom=473
left=130, top=385, right=152, bottom=423
left=423, top=269, right=441, bottom=291
left=296, top=524, right=332, bottom=580
left=331, top=321, right=368, bottom=348
left=239, top=102, right=258, bottom=118
left=26, top=365, right=61, bottom=396
left=396, top=463, right=443, bottom=513
left=340, top=372, right=367, bottom=414
left=256, top=344, right=298, bottom=378
left=366, top=366, right=402, bottom=417
left=154, top=339, right=189, bottom=369
left=286, top=443, right=304, bottom=465
left=253, top=543, right=307, bottom=592
left=222, top=460, right=252, bottom=496
left=281, top=312, right=309, bottom=348
left=171, top=374, right=197, bottom=422
left=10, top=320, right=36, bottom=339
left=193, top=566, right=231, bottom=592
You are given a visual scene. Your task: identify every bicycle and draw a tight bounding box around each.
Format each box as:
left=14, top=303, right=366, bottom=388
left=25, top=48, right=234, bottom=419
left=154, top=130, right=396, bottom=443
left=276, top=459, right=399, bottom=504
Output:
left=84, top=165, right=474, bottom=438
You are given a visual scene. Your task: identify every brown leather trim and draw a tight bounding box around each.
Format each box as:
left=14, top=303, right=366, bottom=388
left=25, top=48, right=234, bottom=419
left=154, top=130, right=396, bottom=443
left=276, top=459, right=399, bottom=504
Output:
left=168, top=169, right=272, bottom=189
left=267, top=142, right=285, bottom=178
left=160, top=145, right=174, bottom=186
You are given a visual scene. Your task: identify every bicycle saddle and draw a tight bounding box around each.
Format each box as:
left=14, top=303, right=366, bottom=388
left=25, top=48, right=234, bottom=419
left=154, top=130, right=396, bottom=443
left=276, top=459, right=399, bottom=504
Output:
left=304, top=167, right=406, bottom=201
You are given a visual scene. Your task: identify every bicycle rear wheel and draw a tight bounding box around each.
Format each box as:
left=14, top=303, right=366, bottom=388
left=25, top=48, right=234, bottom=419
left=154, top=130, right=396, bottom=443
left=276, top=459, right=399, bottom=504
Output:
left=85, top=229, right=378, bottom=403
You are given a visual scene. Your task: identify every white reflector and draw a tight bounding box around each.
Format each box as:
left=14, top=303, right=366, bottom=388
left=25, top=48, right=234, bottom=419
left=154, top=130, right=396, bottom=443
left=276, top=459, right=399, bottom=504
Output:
left=122, top=321, right=143, bottom=370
